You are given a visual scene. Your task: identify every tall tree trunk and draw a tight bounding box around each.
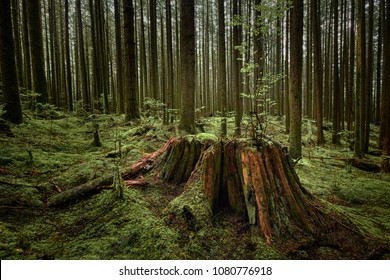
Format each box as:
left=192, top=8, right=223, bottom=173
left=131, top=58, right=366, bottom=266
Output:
left=11, top=0, right=23, bottom=88
left=347, top=0, right=355, bottom=132
left=0, top=0, right=23, bottom=124
left=22, top=0, right=32, bottom=90
left=178, top=0, right=196, bottom=134
left=354, top=0, right=366, bottom=158
left=284, top=9, right=290, bottom=134
left=364, top=0, right=374, bottom=153
left=381, top=0, right=390, bottom=171
left=26, top=0, right=49, bottom=103
left=233, top=0, right=242, bottom=135
left=218, top=0, right=227, bottom=137
left=149, top=0, right=159, bottom=100
left=76, top=0, right=90, bottom=111
left=332, top=0, right=340, bottom=144
left=289, top=0, right=304, bottom=159
left=253, top=0, right=263, bottom=117
left=166, top=0, right=175, bottom=123
left=123, top=0, right=140, bottom=121
left=375, top=0, right=384, bottom=126
left=65, top=0, right=73, bottom=111
left=311, top=0, right=325, bottom=145
left=114, top=0, right=124, bottom=113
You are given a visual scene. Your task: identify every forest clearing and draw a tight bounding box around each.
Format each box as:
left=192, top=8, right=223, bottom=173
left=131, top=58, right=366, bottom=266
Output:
left=0, top=112, right=389, bottom=259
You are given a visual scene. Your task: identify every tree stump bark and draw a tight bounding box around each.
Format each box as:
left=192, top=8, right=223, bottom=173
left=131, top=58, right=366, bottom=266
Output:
left=147, top=137, right=377, bottom=256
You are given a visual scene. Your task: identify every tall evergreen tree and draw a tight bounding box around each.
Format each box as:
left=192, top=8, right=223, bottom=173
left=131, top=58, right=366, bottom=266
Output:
left=178, top=0, right=196, bottom=133
left=26, top=0, right=48, bottom=103
left=381, top=0, right=390, bottom=171
left=218, top=0, right=227, bottom=137
left=123, top=0, right=140, bottom=121
left=0, top=0, right=23, bottom=124
left=311, top=0, right=325, bottom=145
left=289, top=0, right=304, bottom=159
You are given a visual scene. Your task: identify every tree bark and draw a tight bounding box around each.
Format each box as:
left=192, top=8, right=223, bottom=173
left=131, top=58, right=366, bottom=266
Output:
left=311, top=0, right=325, bottom=145
left=382, top=0, right=390, bottom=172
left=0, top=0, right=23, bottom=124
left=289, top=0, right=304, bottom=159
left=123, top=0, right=140, bottom=121
left=178, top=0, right=196, bottom=134
left=218, top=0, right=227, bottom=137
left=26, top=0, right=49, bottom=103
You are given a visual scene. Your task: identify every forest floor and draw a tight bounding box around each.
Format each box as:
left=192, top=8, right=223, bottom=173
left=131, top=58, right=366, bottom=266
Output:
left=0, top=110, right=389, bottom=259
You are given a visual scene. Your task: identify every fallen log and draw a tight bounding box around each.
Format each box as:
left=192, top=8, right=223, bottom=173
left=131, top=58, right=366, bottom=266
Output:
left=46, top=138, right=177, bottom=207
left=305, top=155, right=382, bottom=172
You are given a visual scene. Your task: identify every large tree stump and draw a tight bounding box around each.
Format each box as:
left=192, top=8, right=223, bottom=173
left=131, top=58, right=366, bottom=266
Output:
left=48, top=136, right=383, bottom=256
left=146, top=137, right=378, bottom=256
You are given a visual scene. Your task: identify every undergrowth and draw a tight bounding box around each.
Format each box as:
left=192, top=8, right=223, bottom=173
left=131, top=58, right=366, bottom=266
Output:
left=0, top=111, right=389, bottom=259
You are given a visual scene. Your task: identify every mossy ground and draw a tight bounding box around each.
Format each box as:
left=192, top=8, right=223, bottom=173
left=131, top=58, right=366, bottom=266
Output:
left=0, top=112, right=389, bottom=259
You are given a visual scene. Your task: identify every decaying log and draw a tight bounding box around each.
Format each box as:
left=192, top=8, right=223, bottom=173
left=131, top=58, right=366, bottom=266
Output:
left=47, top=138, right=177, bottom=207
left=305, top=155, right=382, bottom=172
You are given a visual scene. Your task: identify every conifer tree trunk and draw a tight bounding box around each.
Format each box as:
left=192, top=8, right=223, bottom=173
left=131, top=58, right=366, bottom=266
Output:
left=123, top=0, right=140, bottom=121
left=26, top=0, right=49, bottom=103
left=114, top=0, right=124, bottom=113
left=365, top=0, right=374, bottom=153
left=284, top=9, right=290, bottom=134
left=381, top=0, right=390, bottom=171
left=233, top=0, right=242, bottom=135
left=347, top=0, right=355, bottom=132
left=289, top=0, right=303, bottom=159
left=355, top=0, right=366, bottom=158
left=178, top=0, right=196, bottom=134
left=22, top=0, right=32, bottom=90
left=11, top=0, right=23, bottom=88
left=149, top=0, right=159, bottom=100
left=65, top=0, right=73, bottom=111
left=0, top=0, right=23, bottom=124
left=332, top=0, right=340, bottom=144
left=166, top=0, right=175, bottom=123
left=218, top=0, right=227, bottom=137
left=311, top=0, right=325, bottom=145
left=76, top=0, right=90, bottom=111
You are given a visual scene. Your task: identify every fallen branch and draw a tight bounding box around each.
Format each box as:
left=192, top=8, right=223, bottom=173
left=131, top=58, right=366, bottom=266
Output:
left=47, top=138, right=176, bottom=207
left=304, top=155, right=381, bottom=172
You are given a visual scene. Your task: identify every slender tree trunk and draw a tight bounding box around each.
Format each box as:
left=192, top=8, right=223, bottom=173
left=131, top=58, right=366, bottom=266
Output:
left=26, top=0, right=49, bottom=103
left=311, top=0, right=325, bottom=145
left=11, top=0, right=23, bottom=88
left=289, top=0, right=304, bottom=159
left=381, top=0, right=390, bottom=171
left=0, top=0, right=23, bottom=124
left=22, top=0, right=32, bottom=90
left=76, top=0, right=90, bottom=111
left=332, top=0, right=340, bottom=144
left=347, top=0, right=355, bottom=132
left=355, top=0, right=366, bottom=158
left=114, top=0, right=124, bottom=113
left=149, top=0, right=159, bottom=100
left=123, top=0, right=140, bottom=121
left=218, top=0, right=227, bottom=137
left=375, top=0, right=384, bottom=126
left=178, top=0, right=196, bottom=134
left=65, top=0, right=73, bottom=111
left=233, top=0, right=242, bottom=135
left=166, top=0, right=175, bottom=123
left=364, top=0, right=374, bottom=153
left=285, top=9, right=290, bottom=134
